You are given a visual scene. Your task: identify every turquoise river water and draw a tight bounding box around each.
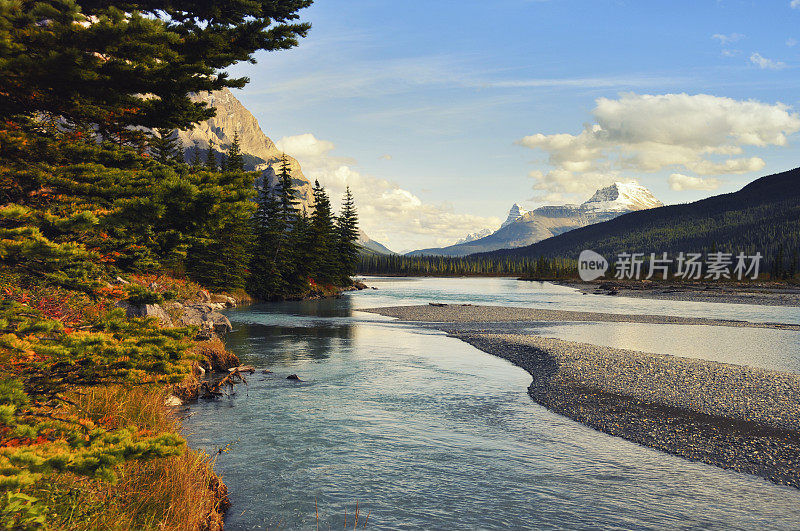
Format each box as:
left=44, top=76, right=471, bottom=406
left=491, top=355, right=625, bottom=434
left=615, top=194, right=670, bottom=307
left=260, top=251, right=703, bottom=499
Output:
left=182, top=277, right=800, bottom=530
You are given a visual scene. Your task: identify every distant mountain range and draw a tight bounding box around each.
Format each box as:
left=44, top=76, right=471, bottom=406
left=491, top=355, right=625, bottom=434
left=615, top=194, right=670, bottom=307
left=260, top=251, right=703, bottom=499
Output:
left=408, top=182, right=663, bottom=257
left=482, top=168, right=800, bottom=270
left=358, top=229, right=395, bottom=255
left=183, top=89, right=394, bottom=251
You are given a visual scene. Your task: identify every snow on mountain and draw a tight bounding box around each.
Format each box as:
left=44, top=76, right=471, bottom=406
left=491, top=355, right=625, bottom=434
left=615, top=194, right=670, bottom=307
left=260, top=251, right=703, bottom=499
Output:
left=407, top=182, right=662, bottom=257
left=582, top=182, right=663, bottom=212
left=455, top=228, right=495, bottom=244
left=501, top=203, right=529, bottom=227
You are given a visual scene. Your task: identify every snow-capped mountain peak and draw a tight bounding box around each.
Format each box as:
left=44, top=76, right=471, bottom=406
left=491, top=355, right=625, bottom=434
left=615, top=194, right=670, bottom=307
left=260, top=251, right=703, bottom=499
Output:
left=501, top=203, right=528, bottom=227
left=582, top=181, right=663, bottom=212
left=455, top=228, right=494, bottom=244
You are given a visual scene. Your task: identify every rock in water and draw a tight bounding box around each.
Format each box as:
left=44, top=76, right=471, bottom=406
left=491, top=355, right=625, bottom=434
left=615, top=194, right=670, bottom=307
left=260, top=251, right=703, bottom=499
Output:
left=286, top=374, right=301, bottom=381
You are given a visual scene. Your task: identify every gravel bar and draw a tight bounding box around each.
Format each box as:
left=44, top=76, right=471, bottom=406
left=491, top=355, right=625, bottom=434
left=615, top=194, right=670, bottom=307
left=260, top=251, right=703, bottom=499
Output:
left=365, top=304, right=800, bottom=330
left=364, top=304, right=800, bottom=487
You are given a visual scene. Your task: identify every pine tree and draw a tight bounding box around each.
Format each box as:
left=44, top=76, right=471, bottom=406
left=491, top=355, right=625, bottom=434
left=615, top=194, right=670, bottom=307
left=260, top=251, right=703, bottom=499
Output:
left=150, top=128, right=181, bottom=164
left=249, top=184, right=286, bottom=298
left=335, top=186, right=360, bottom=281
left=1, top=1, right=313, bottom=133
left=276, top=154, right=299, bottom=227
left=225, top=132, right=245, bottom=172
left=310, top=180, right=336, bottom=283
left=205, top=140, right=217, bottom=172
left=190, top=143, right=202, bottom=169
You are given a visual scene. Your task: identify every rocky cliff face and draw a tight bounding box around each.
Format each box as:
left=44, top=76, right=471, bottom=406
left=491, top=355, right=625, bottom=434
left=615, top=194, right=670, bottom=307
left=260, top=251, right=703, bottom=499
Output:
left=407, top=182, right=663, bottom=257
left=358, top=229, right=395, bottom=255
left=177, top=88, right=314, bottom=209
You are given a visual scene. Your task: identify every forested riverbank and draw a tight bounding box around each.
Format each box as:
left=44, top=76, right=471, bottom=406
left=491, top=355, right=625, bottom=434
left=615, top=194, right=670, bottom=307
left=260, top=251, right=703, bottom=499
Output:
left=0, top=1, right=354, bottom=527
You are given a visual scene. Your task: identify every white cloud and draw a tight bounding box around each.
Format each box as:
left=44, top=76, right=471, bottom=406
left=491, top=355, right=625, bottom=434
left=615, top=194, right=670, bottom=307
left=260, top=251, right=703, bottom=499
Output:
left=787, top=38, right=797, bottom=47
left=275, top=133, right=336, bottom=160
left=378, top=154, right=392, bottom=161
left=668, top=174, right=723, bottom=191
left=517, top=92, right=800, bottom=199
left=792, top=0, right=800, bottom=9
left=750, top=52, right=786, bottom=70
left=275, top=134, right=500, bottom=250
left=712, top=33, right=744, bottom=45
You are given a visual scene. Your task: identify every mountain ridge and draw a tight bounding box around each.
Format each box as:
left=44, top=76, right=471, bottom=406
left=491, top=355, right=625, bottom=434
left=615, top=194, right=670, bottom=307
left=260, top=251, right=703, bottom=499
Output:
left=408, top=182, right=662, bottom=257
left=479, top=168, right=800, bottom=270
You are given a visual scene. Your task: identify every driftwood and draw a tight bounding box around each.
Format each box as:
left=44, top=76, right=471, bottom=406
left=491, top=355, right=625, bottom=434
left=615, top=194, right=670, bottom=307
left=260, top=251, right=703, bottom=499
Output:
left=200, top=367, right=249, bottom=399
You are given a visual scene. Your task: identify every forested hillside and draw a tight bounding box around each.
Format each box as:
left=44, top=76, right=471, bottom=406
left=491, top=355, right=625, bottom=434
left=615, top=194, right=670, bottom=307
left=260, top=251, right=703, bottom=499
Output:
left=0, top=0, right=354, bottom=527
left=483, top=168, right=800, bottom=278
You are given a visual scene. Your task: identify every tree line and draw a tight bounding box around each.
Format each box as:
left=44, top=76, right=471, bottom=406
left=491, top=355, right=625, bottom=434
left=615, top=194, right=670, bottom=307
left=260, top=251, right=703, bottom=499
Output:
left=358, top=254, right=538, bottom=276
left=0, top=0, right=321, bottom=525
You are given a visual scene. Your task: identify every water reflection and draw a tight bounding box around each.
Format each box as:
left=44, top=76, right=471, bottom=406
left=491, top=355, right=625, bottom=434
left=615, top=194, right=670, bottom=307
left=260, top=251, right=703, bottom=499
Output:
left=223, top=298, right=356, bottom=364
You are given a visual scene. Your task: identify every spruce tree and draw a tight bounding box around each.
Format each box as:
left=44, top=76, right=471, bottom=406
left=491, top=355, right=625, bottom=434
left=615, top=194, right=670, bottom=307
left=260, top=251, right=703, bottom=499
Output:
left=310, top=180, right=337, bottom=283
left=0, top=1, right=313, bottom=134
left=276, top=154, right=299, bottom=227
left=205, top=140, right=217, bottom=172
left=226, top=132, right=245, bottom=172
left=249, top=184, right=286, bottom=298
left=190, top=142, right=202, bottom=169
left=150, top=128, right=181, bottom=164
left=336, top=186, right=360, bottom=281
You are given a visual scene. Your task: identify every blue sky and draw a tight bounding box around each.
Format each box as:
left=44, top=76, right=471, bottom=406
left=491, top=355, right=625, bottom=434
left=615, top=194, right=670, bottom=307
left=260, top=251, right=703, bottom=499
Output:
left=229, top=0, right=800, bottom=251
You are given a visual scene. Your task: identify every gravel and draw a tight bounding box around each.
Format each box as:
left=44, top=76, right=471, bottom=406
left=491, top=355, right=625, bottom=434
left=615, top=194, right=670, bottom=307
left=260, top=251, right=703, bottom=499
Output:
left=365, top=304, right=800, bottom=330
left=364, top=304, right=800, bottom=487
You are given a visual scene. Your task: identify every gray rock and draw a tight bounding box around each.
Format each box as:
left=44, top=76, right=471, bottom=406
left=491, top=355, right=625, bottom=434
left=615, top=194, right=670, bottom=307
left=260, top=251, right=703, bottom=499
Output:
left=115, top=301, right=173, bottom=327
left=177, top=304, right=232, bottom=335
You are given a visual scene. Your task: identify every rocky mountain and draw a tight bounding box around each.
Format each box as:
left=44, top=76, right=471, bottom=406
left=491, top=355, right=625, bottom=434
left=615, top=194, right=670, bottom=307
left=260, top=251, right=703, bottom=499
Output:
left=484, top=168, right=800, bottom=272
left=501, top=203, right=528, bottom=227
left=456, top=228, right=495, bottom=244
left=407, top=182, right=662, bottom=257
left=177, top=88, right=314, bottom=209
left=358, top=229, right=395, bottom=255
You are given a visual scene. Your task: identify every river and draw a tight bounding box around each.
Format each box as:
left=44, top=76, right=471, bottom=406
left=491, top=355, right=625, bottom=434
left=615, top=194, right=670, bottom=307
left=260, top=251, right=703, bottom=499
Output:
left=182, top=277, right=800, bottom=530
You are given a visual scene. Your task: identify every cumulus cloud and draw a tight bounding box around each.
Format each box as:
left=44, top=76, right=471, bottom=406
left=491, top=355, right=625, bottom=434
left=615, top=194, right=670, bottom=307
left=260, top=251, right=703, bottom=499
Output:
left=516, top=92, right=800, bottom=199
left=275, top=134, right=500, bottom=250
left=750, top=52, right=786, bottom=70
left=275, top=133, right=337, bottom=160
left=712, top=33, right=744, bottom=45
left=667, top=174, right=723, bottom=191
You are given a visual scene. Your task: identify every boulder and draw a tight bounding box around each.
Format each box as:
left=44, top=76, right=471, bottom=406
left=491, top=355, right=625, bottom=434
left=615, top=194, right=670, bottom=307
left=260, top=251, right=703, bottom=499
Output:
left=196, top=290, right=211, bottom=302
left=164, top=395, right=183, bottom=406
left=177, top=304, right=232, bottom=335
left=115, top=300, right=173, bottom=327
left=353, top=281, right=368, bottom=290
left=286, top=374, right=301, bottom=381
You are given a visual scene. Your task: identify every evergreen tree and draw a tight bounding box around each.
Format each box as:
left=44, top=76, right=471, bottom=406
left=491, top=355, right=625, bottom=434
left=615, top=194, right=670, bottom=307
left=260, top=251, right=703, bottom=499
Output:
left=249, top=184, right=286, bottom=298
left=336, top=186, right=360, bottom=281
left=276, top=154, right=299, bottom=227
left=310, top=180, right=337, bottom=283
left=190, top=142, right=202, bottom=169
left=205, top=140, right=217, bottom=172
left=150, top=128, right=181, bottom=164
left=0, top=1, right=313, bottom=134
left=225, top=132, right=245, bottom=172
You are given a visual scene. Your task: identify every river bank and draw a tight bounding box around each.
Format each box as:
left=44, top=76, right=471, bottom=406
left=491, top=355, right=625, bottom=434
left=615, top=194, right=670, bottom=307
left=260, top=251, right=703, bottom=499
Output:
left=551, top=279, right=800, bottom=306
left=363, top=303, right=800, bottom=488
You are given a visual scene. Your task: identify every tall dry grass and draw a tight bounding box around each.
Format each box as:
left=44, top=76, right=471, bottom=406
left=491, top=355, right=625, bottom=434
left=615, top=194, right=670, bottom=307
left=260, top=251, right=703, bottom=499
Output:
left=37, top=385, right=227, bottom=530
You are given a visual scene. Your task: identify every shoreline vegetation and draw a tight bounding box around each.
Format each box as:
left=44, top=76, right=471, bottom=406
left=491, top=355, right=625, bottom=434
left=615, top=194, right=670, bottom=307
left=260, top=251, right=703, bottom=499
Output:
left=0, top=0, right=357, bottom=524
left=363, top=304, right=800, bottom=488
